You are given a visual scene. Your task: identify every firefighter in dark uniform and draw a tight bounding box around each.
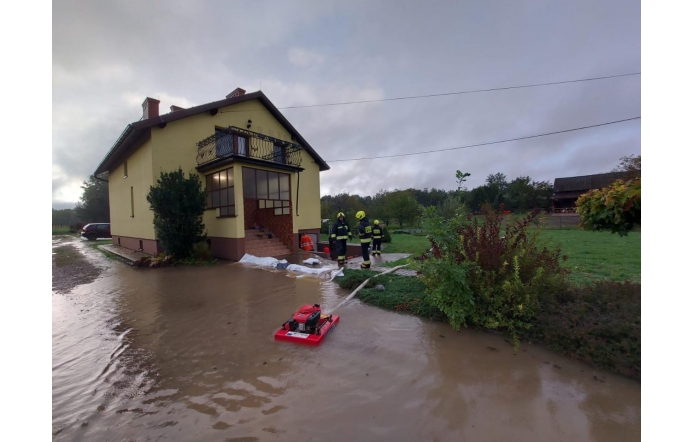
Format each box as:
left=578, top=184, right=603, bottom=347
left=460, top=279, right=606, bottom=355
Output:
left=371, top=219, right=383, bottom=256
left=356, top=210, right=373, bottom=269
left=330, top=212, right=352, bottom=266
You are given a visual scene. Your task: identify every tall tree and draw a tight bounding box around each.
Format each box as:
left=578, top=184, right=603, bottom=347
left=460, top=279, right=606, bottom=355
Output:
left=612, top=154, right=641, bottom=173
left=146, top=168, right=207, bottom=257
left=386, top=190, right=420, bottom=228
left=75, top=176, right=110, bottom=222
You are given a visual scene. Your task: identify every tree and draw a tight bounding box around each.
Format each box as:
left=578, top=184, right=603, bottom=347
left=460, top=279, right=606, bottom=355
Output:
left=612, top=154, right=641, bottom=173
left=146, top=168, right=207, bottom=257
left=576, top=178, right=640, bottom=236
left=52, top=208, right=76, bottom=226
left=386, top=190, right=420, bottom=228
left=456, top=170, right=471, bottom=191
left=75, top=176, right=110, bottom=222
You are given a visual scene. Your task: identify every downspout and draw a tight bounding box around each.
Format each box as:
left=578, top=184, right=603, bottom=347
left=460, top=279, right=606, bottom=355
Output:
left=295, top=171, right=300, bottom=216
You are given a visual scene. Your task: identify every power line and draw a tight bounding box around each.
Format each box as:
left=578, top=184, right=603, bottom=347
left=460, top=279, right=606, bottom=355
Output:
left=326, top=117, right=641, bottom=163
left=220, top=72, right=640, bottom=113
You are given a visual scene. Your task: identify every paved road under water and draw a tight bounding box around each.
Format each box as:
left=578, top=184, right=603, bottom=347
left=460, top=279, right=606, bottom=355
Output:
left=52, top=237, right=640, bottom=441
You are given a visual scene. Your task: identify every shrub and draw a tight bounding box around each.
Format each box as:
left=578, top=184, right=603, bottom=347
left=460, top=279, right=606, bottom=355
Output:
left=414, top=204, right=569, bottom=345
left=382, top=226, right=392, bottom=243
left=576, top=178, right=640, bottom=236
left=531, top=281, right=641, bottom=379
left=146, top=168, right=207, bottom=258
left=191, top=241, right=213, bottom=261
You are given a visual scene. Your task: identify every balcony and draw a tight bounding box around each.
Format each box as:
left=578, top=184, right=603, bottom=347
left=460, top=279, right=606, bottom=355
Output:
left=196, top=126, right=303, bottom=170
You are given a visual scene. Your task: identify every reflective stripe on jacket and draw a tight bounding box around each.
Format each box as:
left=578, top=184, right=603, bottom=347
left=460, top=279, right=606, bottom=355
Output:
left=331, top=221, right=351, bottom=240
left=372, top=226, right=382, bottom=239
left=358, top=219, right=373, bottom=243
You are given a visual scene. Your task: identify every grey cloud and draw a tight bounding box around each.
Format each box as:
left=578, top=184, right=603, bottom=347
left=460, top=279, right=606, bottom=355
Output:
left=53, top=0, right=639, bottom=207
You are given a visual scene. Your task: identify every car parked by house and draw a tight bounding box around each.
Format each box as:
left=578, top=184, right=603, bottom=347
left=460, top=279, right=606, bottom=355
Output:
left=81, top=223, right=111, bottom=240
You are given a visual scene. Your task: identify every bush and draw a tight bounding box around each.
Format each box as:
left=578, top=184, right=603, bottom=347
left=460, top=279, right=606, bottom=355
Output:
left=146, top=168, right=207, bottom=258
left=382, top=226, right=392, bottom=243
left=191, top=241, right=213, bottom=261
left=414, top=204, right=568, bottom=346
left=531, top=281, right=641, bottom=379
left=576, top=178, right=640, bottom=236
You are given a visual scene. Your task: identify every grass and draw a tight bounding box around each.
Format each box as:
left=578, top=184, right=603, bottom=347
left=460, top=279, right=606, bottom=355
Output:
left=52, top=226, right=73, bottom=235
left=538, top=230, right=640, bottom=285
left=336, top=269, right=445, bottom=320
left=86, top=240, right=121, bottom=261
left=324, top=228, right=640, bottom=284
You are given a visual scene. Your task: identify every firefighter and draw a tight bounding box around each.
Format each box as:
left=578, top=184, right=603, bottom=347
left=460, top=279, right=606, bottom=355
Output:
left=356, top=210, right=373, bottom=269
left=371, top=220, right=383, bottom=256
left=300, top=233, right=314, bottom=251
left=330, top=212, right=352, bottom=265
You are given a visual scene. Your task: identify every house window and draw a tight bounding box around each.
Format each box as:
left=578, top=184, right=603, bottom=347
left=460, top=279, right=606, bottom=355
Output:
left=215, top=129, right=248, bottom=157
left=242, top=167, right=291, bottom=215
left=205, top=167, right=236, bottom=217
left=273, top=144, right=285, bottom=164
left=124, top=160, right=128, bottom=178
left=130, top=187, right=134, bottom=217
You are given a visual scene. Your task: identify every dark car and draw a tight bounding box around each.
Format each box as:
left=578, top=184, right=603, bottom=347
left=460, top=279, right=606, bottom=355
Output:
left=81, top=223, right=111, bottom=241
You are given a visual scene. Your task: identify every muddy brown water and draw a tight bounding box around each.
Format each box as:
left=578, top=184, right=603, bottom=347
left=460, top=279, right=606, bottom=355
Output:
left=52, top=237, right=640, bottom=441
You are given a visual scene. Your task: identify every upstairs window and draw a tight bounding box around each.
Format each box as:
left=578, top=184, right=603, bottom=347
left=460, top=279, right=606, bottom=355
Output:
left=215, top=129, right=248, bottom=157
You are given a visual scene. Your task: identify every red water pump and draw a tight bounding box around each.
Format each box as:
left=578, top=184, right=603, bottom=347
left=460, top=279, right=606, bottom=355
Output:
left=275, top=304, right=339, bottom=346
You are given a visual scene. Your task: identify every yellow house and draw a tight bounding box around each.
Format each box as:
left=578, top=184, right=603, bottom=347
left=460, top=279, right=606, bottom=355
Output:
left=94, top=88, right=330, bottom=260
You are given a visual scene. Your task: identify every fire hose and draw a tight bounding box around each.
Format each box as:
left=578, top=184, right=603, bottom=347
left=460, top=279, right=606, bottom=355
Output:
left=323, top=265, right=408, bottom=315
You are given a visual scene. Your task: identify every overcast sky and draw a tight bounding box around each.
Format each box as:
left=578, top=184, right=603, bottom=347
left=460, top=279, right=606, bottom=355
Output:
left=52, top=0, right=640, bottom=209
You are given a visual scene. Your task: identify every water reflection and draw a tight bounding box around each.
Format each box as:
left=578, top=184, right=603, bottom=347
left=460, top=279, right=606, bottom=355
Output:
left=53, top=238, right=640, bottom=441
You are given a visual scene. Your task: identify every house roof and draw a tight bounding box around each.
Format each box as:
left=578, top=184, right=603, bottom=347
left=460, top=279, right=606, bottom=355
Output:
left=94, top=91, right=330, bottom=176
left=553, top=171, right=640, bottom=193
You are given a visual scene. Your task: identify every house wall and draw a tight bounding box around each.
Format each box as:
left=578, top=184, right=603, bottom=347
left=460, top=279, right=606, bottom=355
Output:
left=148, top=98, right=322, bottom=241
left=294, top=149, right=321, bottom=233
left=107, top=97, right=323, bottom=258
left=108, top=134, right=156, bottom=240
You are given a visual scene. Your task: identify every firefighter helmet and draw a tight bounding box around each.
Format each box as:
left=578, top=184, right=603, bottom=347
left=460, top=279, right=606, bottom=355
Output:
left=373, top=219, right=380, bottom=225
left=356, top=211, right=366, bottom=220
left=337, top=212, right=345, bottom=219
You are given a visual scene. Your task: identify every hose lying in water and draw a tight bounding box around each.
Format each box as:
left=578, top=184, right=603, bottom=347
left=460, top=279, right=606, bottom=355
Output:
left=323, top=265, right=408, bottom=315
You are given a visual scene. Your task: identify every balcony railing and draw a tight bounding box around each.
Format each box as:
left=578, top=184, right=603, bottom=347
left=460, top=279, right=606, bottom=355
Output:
left=196, top=126, right=303, bottom=168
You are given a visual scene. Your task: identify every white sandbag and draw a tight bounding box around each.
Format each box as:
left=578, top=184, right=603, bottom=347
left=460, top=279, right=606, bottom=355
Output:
left=302, top=258, right=321, bottom=265
left=238, top=254, right=287, bottom=268
left=286, top=264, right=329, bottom=274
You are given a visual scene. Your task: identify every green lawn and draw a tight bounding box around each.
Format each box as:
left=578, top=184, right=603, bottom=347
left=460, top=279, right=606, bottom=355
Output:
left=538, top=230, right=641, bottom=285
left=324, top=229, right=641, bottom=284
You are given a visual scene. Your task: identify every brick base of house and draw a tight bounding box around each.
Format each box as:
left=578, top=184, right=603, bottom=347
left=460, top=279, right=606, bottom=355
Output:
left=112, top=235, right=162, bottom=256
left=207, top=237, right=245, bottom=261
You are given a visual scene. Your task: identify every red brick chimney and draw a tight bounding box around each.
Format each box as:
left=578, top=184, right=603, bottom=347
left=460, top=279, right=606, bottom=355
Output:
left=226, top=88, right=246, bottom=99
left=141, top=97, right=160, bottom=120
left=170, top=105, right=184, bottom=112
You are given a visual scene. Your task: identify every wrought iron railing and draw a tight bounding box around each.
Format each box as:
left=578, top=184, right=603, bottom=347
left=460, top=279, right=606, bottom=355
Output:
left=196, top=126, right=303, bottom=168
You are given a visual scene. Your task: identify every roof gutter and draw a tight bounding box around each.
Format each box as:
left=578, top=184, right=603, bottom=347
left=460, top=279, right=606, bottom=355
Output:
left=94, top=123, right=135, bottom=175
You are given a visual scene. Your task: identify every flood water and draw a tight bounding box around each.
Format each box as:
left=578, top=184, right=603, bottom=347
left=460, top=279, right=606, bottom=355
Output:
left=53, top=237, right=640, bottom=441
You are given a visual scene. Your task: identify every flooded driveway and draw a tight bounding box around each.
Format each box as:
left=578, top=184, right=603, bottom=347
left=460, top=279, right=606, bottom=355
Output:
left=53, top=237, right=640, bottom=441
